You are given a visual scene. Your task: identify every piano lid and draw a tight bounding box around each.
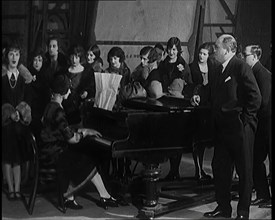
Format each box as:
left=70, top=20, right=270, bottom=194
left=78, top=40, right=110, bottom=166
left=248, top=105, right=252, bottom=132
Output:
left=123, top=96, right=194, bottom=112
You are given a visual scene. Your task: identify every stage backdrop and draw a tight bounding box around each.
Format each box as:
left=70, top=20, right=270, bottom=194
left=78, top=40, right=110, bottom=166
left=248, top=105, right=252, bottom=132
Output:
left=94, top=0, right=197, bottom=71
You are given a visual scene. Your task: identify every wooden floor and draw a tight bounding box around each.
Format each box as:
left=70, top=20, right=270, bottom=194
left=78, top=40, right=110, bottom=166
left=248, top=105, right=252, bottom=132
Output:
left=2, top=148, right=271, bottom=219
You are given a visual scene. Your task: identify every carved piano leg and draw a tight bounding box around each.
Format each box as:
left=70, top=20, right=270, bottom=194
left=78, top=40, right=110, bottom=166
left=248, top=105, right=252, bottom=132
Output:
left=137, top=163, right=161, bottom=220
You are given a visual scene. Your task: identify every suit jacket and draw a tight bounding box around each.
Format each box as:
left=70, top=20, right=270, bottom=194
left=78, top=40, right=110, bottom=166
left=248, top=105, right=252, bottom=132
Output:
left=252, top=61, right=271, bottom=118
left=209, top=55, right=261, bottom=133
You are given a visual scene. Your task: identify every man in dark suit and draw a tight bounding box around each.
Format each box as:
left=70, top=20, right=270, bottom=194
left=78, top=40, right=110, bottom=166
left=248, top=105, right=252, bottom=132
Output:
left=243, top=44, right=272, bottom=208
left=191, top=34, right=262, bottom=220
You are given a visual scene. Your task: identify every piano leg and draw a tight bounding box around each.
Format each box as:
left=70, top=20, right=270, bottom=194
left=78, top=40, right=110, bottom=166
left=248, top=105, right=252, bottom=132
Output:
left=137, top=163, right=161, bottom=220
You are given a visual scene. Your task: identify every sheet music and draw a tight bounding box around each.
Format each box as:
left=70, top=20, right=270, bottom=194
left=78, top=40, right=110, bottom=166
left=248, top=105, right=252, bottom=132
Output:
left=94, top=72, right=122, bottom=110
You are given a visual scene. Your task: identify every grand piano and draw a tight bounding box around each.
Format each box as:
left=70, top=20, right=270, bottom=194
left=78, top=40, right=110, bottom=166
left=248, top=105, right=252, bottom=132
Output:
left=82, top=96, right=213, bottom=219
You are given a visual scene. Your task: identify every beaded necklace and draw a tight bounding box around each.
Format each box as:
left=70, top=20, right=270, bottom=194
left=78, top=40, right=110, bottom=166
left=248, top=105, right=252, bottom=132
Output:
left=7, top=69, right=19, bottom=89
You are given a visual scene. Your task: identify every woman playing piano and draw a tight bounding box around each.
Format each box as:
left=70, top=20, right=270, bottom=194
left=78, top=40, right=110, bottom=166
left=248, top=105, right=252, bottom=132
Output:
left=40, top=73, right=119, bottom=210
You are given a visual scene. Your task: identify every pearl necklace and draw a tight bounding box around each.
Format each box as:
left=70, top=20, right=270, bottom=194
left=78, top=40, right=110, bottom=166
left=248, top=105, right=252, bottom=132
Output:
left=7, top=69, right=18, bottom=89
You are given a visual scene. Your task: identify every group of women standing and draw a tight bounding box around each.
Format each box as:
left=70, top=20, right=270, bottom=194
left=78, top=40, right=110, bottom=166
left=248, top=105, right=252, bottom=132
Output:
left=2, top=35, right=216, bottom=209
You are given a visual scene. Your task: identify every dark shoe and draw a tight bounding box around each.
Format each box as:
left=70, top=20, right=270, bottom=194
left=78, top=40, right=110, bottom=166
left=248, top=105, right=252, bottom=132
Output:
left=231, top=193, right=239, bottom=201
left=250, top=198, right=269, bottom=206
left=98, top=197, right=119, bottom=210
left=14, top=192, right=22, bottom=200
left=197, top=175, right=212, bottom=184
left=235, top=214, right=249, bottom=219
left=259, top=200, right=272, bottom=208
left=204, top=207, right=231, bottom=218
left=64, top=199, right=83, bottom=210
left=6, top=192, right=15, bottom=201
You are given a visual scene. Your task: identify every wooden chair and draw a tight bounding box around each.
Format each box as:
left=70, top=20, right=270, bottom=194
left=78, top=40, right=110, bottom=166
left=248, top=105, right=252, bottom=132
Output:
left=25, top=132, right=66, bottom=215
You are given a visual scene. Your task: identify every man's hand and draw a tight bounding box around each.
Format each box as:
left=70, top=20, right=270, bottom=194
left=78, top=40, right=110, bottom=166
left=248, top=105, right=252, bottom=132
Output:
left=81, top=91, right=88, bottom=99
left=191, top=95, right=200, bottom=106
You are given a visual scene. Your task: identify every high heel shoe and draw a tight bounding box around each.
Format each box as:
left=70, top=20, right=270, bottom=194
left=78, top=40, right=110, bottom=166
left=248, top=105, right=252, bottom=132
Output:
left=195, top=171, right=212, bottom=183
left=64, top=198, right=83, bottom=210
left=14, top=192, right=22, bottom=200
left=98, top=197, right=119, bottom=210
left=6, top=192, right=15, bottom=201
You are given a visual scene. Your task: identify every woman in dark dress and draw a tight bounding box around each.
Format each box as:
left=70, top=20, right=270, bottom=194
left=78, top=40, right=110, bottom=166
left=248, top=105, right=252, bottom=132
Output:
left=105, top=46, right=131, bottom=92
left=40, top=73, right=118, bottom=210
left=147, top=37, right=192, bottom=99
left=80, top=44, right=104, bottom=102
left=43, top=36, right=68, bottom=86
left=28, top=47, right=51, bottom=141
left=86, top=44, right=104, bottom=73
left=189, top=42, right=216, bottom=182
left=146, top=37, right=192, bottom=180
left=61, top=44, right=86, bottom=125
left=104, top=47, right=131, bottom=178
left=2, top=40, right=34, bottom=84
left=2, top=40, right=32, bottom=200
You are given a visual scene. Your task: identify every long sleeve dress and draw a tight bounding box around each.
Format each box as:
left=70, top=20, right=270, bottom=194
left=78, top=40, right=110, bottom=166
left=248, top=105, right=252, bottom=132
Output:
left=40, top=101, right=99, bottom=194
left=29, top=65, right=52, bottom=140
left=2, top=71, right=32, bottom=164
left=62, top=67, right=85, bottom=125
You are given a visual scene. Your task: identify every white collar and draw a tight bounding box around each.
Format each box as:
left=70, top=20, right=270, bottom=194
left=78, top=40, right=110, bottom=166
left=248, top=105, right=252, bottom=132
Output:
left=221, top=54, right=235, bottom=73
left=251, top=60, right=259, bottom=68
left=7, top=69, right=19, bottom=80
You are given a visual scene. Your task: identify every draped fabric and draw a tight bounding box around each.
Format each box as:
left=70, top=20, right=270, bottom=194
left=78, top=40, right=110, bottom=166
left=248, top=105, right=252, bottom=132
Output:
left=69, top=1, right=98, bottom=47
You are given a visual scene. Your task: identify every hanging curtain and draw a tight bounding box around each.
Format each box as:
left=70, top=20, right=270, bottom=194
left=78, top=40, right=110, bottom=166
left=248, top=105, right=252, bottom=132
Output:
left=69, top=0, right=98, bottom=47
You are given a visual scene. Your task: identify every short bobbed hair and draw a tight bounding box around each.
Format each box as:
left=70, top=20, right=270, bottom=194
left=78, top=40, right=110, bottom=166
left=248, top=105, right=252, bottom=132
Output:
left=140, top=46, right=153, bottom=56
left=86, top=44, right=101, bottom=58
left=107, top=46, right=125, bottom=64
left=68, top=44, right=86, bottom=65
left=29, top=47, right=46, bottom=64
left=51, top=71, right=71, bottom=95
left=3, top=39, right=22, bottom=67
left=166, top=37, right=182, bottom=56
left=198, top=42, right=214, bottom=55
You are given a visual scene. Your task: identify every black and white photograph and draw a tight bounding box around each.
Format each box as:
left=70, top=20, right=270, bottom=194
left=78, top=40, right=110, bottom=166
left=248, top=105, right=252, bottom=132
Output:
left=2, top=0, right=271, bottom=219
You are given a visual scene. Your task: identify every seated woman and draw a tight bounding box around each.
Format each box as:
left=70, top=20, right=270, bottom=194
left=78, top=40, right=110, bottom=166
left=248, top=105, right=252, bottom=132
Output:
left=40, top=73, right=119, bottom=210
